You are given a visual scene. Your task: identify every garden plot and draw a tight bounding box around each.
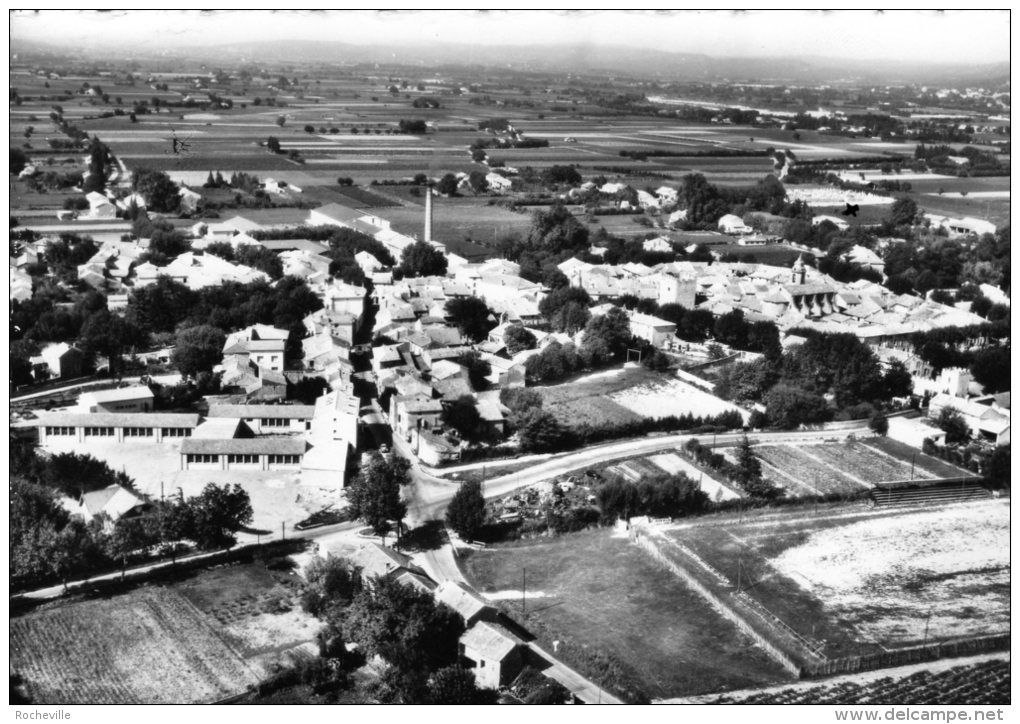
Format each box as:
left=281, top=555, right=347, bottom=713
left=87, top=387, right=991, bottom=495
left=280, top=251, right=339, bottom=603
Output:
left=752, top=445, right=868, bottom=496
left=609, top=376, right=748, bottom=422
left=10, top=587, right=259, bottom=704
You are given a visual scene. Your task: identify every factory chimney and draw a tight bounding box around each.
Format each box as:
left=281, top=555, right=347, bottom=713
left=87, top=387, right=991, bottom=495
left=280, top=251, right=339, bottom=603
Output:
left=424, top=185, right=433, bottom=244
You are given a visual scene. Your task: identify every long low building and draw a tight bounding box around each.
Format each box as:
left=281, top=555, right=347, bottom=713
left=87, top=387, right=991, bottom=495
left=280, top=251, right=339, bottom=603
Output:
left=180, top=438, right=307, bottom=471
left=36, top=412, right=200, bottom=443
left=206, top=404, right=316, bottom=434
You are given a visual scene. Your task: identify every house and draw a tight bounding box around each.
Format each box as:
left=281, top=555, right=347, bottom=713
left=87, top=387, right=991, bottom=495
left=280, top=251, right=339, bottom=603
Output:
left=178, top=186, right=202, bottom=214
left=475, top=395, right=506, bottom=438
left=412, top=428, right=461, bottom=466
left=36, top=412, right=200, bottom=444
left=85, top=191, right=117, bottom=219
left=485, top=172, right=513, bottom=193
left=718, top=214, right=752, bottom=235
left=206, top=404, right=316, bottom=434
left=479, top=352, right=526, bottom=389
left=32, top=343, right=85, bottom=380
left=346, top=543, right=429, bottom=588
left=77, top=385, right=154, bottom=413
left=222, top=324, right=289, bottom=373
left=924, top=214, right=996, bottom=237
left=67, top=484, right=149, bottom=527
left=811, top=215, right=850, bottom=231
left=307, top=203, right=362, bottom=228
left=627, top=311, right=677, bottom=348
left=844, top=245, right=885, bottom=273
left=460, top=622, right=525, bottom=690
left=323, top=280, right=367, bottom=320
left=179, top=437, right=306, bottom=471
left=886, top=415, right=947, bottom=449
left=435, top=581, right=495, bottom=625
left=355, top=250, right=385, bottom=274
left=10, top=267, right=33, bottom=302
left=642, top=236, right=673, bottom=253
left=928, top=393, right=1011, bottom=446
left=390, top=394, right=444, bottom=442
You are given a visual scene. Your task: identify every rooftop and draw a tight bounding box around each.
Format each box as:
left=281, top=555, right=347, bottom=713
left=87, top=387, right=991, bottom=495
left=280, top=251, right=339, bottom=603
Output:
left=180, top=438, right=307, bottom=455
left=208, top=404, right=316, bottom=419
left=36, top=412, right=200, bottom=428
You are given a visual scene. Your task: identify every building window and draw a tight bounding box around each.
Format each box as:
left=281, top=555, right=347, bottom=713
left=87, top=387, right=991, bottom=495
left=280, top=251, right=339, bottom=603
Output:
left=46, top=426, right=75, bottom=436
left=228, top=454, right=259, bottom=465
left=269, top=454, right=300, bottom=465
left=162, top=428, right=192, bottom=437
left=125, top=427, right=154, bottom=437
left=187, top=453, right=218, bottom=464
left=261, top=417, right=289, bottom=427
left=85, top=427, right=114, bottom=437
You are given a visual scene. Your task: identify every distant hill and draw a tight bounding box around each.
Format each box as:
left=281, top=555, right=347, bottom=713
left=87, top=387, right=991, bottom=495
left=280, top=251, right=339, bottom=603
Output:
left=10, top=37, right=1009, bottom=86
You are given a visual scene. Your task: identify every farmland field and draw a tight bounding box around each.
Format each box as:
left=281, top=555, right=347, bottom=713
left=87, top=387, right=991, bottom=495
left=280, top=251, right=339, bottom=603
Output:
left=662, top=499, right=1010, bottom=655
left=749, top=439, right=971, bottom=496
left=610, top=375, right=749, bottom=422
left=10, top=587, right=260, bottom=704
left=11, top=562, right=321, bottom=704
left=462, top=527, right=791, bottom=700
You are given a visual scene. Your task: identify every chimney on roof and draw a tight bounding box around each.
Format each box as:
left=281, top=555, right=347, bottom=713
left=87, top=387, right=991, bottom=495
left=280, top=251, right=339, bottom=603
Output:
left=424, top=185, right=433, bottom=244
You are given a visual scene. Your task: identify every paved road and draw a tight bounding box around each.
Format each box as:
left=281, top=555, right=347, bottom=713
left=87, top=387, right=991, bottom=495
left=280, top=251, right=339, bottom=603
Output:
left=404, top=426, right=870, bottom=525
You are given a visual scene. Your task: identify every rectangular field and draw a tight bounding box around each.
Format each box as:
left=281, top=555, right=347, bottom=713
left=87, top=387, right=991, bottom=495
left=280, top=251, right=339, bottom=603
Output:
left=663, top=499, right=1010, bottom=654
left=10, top=587, right=260, bottom=704
left=751, top=440, right=972, bottom=497
left=462, top=527, right=791, bottom=699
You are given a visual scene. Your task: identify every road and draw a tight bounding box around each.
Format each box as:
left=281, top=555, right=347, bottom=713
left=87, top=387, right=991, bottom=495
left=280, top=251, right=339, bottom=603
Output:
left=403, top=426, right=870, bottom=525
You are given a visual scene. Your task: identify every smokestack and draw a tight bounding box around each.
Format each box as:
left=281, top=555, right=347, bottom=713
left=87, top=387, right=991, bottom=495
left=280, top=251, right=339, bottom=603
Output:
left=424, top=186, right=433, bottom=244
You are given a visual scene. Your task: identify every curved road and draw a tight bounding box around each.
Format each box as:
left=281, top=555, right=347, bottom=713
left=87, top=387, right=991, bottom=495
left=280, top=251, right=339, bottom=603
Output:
left=402, top=426, right=870, bottom=526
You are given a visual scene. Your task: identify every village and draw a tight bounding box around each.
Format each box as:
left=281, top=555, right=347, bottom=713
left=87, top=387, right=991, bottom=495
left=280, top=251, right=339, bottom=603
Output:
left=8, top=9, right=1011, bottom=710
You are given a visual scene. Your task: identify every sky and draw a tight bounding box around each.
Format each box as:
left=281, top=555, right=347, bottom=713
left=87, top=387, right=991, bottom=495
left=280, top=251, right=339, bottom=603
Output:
left=9, top=9, right=1011, bottom=65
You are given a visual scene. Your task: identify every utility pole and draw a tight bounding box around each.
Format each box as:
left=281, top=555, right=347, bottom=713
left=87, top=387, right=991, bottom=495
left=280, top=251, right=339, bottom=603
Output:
left=522, top=567, right=526, bottom=617
left=923, top=607, right=933, bottom=644
left=911, top=453, right=916, bottom=481
left=281, top=522, right=285, bottom=541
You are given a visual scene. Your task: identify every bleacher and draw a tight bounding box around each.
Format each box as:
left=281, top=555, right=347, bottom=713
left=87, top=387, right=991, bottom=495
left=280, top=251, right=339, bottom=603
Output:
left=870, top=479, right=991, bottom=508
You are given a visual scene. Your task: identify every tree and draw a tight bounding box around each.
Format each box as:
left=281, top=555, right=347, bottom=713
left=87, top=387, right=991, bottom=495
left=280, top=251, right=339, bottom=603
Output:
left=342, top=577, right=465, bottom=680
left=106, top=517, right=153, bottom=578
left=581, top=307, right=632, bottom=366
left=436, top=173, right=459, bottom=196
left=518, top=409, right=572, bottom=453
left=82, top=136, right=109, bottom=194
left=11, top=147, right=28, bottom=175
left=125, top=276, right=197, bottom=334
left=442, top=395, right=483, bottom=442
left=347, top=452, right=410, bottom=541
left=426, top=666, right=496, bottom=704
left=131, top=168, right=180, bottom=213
left=454, top=350, right=491, bottom=391
left=445, top=297, right=493, bottom=343
left=984, top=445, right=1009, bottom=489
left=887, top=197, right=919, bottom=227
left=171, top=324, right=226, bottom=378
left=936, top=407, right=970, bottom=445
left=763, top=384, right=831, bottom=429
left=445, top=480, right=486, bottom=541
left=187, top=483, right=253, bottom=549
left=301, top=555, right=362, bottom=616
left=266, top=136, right=281, bottom=153
left=466, top=170, right=488, bottom=194
left=276, top=115, right=286, bottom=127
left=970, top=346, right=1010, bottom=393
left=504, top=325, right=537, bottom=355
left=400, top=240, right=447, bottom=278
left=79, top=309, right=144, bottom=377
left=882, top=359, right=914, bottom=399
left=869, top=411, right=889, bottom=436
left=733, top=434, right=762, bottom=489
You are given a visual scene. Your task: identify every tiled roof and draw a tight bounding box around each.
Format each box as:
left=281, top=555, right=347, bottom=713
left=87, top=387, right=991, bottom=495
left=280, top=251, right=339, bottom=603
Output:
left=180, top=438, right=307, bottom=455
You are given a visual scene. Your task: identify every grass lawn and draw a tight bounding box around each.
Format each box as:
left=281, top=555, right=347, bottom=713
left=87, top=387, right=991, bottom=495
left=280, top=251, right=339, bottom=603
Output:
left=535, top=365, right=670, bottom=428
left=462, top=527, right=791, bottom=699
